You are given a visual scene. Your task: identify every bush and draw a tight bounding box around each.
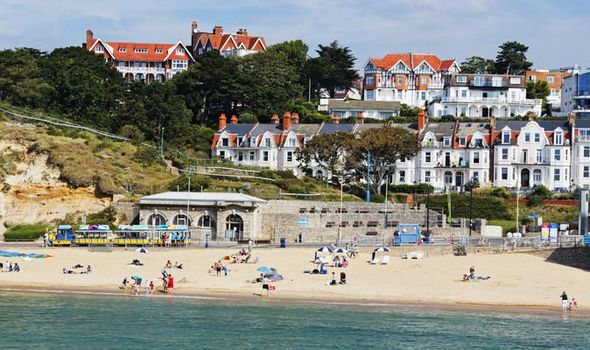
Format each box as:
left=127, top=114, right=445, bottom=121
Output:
left=4, top=224, right=47, bottom=241
left=168, top=174, right=211, bottom=191
left=86, top=207, right=118, bottom=227
left=389, top=183, right=434, bottom=194
left=488, top=187, right=511, bottom=198
left=119, top=125, right=144, bottom=143
left=420, top=193, right=511, bottom=220
left=440, top=115, right=456, bottom=122
left=132, top=146, right=160, bottom=166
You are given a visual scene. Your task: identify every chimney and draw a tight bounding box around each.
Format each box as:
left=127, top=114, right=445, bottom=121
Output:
left=271, top=114, right=279, bottom=124
left=331, top=113, right=340, bottom=124
left=490, top=116, right=497, bottom=130
left=230, top=114, right=238, bottom=125
left=213, top=25, right=223, bottom=35
left=191, top=21, right=198, bottom=33
left=282, top=112, right=292, bottom=130
left=355, top=111, right=365, bottom=124
left=237, top=28, right=248, bottom=36
left=417, top=108, right=428, bottom=132
left=218, top=113, right=227, bottom=130
left=527, top=111, right=535, bottom=121
left=291, top=112, right=300, bottom=124
left=85, top=30, right=94, bottom=48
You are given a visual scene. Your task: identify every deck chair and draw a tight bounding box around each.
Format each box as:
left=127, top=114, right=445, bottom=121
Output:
left=380, top=256, right=390, bottom=265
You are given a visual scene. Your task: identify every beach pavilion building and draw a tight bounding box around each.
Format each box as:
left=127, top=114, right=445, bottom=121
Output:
left=139, top=192, right=266, bottom=242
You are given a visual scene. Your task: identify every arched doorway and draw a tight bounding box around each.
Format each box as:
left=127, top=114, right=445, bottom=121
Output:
left=226, top=214, right=243, bottom=241
left=521, top=169, right=530, bottom=188
left=148, top=213, right=166, bottom=226
left=444, top=171, right=453, bottom=186
left=173, top=213, right=191, bottom=226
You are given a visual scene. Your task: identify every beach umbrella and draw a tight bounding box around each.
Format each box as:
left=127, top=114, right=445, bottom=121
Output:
left=373, top=247, right=390, bottom=253
left=131, top=275, right=142, bottom=283
left=334, top=247, right=348, bottom=254
left=257, top=266, right=272, bottom=274
left=134, top=248, right=149, bottom=253
left=317, top=246, right=333, bottom=253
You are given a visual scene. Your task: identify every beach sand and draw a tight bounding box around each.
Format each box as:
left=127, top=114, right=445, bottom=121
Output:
left=0, top=246, right=587, bottom=312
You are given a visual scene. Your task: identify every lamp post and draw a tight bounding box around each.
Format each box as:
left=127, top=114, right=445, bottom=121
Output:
left=468, top=179, right=474, bottom=236
left=383, top=177, right=389, bottom=246
left=186, top=167, right=192, bottom=215
left=160, top=127, right=165, bottom=156
left=337, top=181, right=343, bottom=246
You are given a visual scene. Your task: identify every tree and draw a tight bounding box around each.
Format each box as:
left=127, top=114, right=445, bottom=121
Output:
left=527, top=80, right=551, bottom=115
left=344, top=126, right=420, bottom=194
left=296, top=132, right=350, bottom=184
left=0, top=48, right=51, bottom=108
left=306, top=41, right=359, bottom=98
left=39, top=46, right=125, bottom=129
left=266, top=40, right=309, bottom=90
left=494, top=41, right=532, bottom=75
left=460, top=56, right=496, bottom=74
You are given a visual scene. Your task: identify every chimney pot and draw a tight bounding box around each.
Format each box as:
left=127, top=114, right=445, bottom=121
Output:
left=331, top=113, right=340, bottom=124
left=417, top=108, right=428, bottom=131
left=230, top=114, right=238, bottom=125
left=271, top=114, right=280, bottom=124
left=218, top=113, right=227, bottom=130
left=291, top=112, right=299, bottom=124
left=282, top=112, right=292, bottom=130
left=213, top=25, right=223, bottom=35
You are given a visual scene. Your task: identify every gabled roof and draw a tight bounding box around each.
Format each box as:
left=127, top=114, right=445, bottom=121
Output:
left=195, top=31, right=266, bottom=52
left=90, top=38, right=193, bottom=62
left=367, top=53, right=456, bottom=73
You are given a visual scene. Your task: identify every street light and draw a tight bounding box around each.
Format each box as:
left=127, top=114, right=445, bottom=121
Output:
left=337, top=181, right=343, bottom=246
left=159, top=126, right=165, bottom=155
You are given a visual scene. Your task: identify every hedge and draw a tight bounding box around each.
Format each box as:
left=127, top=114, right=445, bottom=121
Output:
left=4, top=224, right=47, bottom=241
left=419, top=194, right=511, bottom=220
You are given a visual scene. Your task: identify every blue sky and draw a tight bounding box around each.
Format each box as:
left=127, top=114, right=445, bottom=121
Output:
left=0, top=0, right=587, bottom=71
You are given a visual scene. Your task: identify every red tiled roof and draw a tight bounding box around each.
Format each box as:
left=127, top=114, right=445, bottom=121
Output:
left=197, top=32, right=266, bottom=52
left=91, top=39, right=193, bottom=62
left=369, top=53, right=456, bottom=72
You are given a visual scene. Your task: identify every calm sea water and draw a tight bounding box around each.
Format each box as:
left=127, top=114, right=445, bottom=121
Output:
left=0, top=292, right=588, bottom=350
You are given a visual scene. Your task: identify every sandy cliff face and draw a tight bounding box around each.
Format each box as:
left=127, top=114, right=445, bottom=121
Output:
left=0, top=135, right=110, bottom=234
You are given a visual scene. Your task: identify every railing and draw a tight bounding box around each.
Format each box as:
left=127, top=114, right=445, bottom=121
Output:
left=440, top=97, right=541, bottom=105
left=116, top=66, right=166, bottom=74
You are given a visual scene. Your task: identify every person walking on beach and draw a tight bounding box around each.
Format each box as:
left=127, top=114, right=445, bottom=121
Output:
left=167, top=274, right=174, bottom=294
left=561, top=291, right=569, bottom=311
left=261, top=273, right=271, bottom=298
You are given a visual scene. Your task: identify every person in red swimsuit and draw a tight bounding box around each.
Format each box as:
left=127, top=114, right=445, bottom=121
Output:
left=167, top=274, right=174, bottom=294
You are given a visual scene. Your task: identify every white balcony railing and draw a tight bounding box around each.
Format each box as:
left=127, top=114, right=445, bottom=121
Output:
left=116, top=66, right=166, bottom=74
left=439, top=97, right=541, bottom=105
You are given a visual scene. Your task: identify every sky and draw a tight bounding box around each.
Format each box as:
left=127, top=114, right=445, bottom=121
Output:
left=0, top=0, right=588, bottom=71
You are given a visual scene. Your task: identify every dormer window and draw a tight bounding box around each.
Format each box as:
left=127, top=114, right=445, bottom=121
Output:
left=264, top=138, right=271, bottom=147
left=474, top=75, right=485, bottom=87
left=524, top=133, right=531, bottom=142
left=221, top=138, right=229, bottom=147
left=459, top=137, right=466, bottom=146
left=534, top=133, right=540, bottom=142
left=554, top=131, right=563, bottom=145
left=176, top=48, right=184, bottom=55
left=456, top=75, right=467, bottom=83
left=134, top=48, right=148, bottom=53
left=237, top=137, right=243, bottom=146
left=502, top=131, right=511, bottom=144
left=155, top=48, right=163, bottom=54
left=288, top=138, right=296, bottom=147
left=95, top=46, right=104, bottom=53
left=118, top=48, right=127, bottom=53
left=443, top=137, right=451, bottom=146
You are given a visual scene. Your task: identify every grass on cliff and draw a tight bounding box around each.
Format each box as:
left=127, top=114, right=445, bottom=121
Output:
left=4, top=224, right=47, bottom=241
left=0, top=122, right=176, bottom=196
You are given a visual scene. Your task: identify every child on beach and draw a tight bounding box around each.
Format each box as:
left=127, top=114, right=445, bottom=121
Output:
left=569, top=298, right=578, bottom=311
left=149, top=281, right=154, bottom=294
left=261, top=274, right=271, bottom=298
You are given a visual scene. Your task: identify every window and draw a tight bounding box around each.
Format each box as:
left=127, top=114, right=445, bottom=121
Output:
left=237, top=137, right=243, bottom=146
left=529, top=75, right=537, bottom=82
left=176, top=48, right=185, bottom=55
left=425, top=171, right=431, bottom=183
left=222, top=138, right=229, bottom=147
left=118, top=48, right=126, bottom=53
left=263, top=151, right=269, bottom=162
left=425, top=152, right=431, bottom=163
left=510, top=77, right=522, bottom=84
left=443, top=137, right=451, bottom=146
left=534, top=133, right=540, bottom=143
left=536, top=149, right=542, bottom=163
left=547, top=76, right=555, bottom=84
left=502, top=131, right=510, bottom=144
left=474, top=75, right=485, bottom=86
left=420, top=76, right=428, bottom=85
left=249, top=152, right=255, bottom=161
left=95, top=46, right=104, bottom=53
left=554, top=132, right=563, bottom=145
left=533, top=169, right=542, bottom=182
left=584, top=146, right=590, bottom=158
left=585, top=166, right=590, bottom=178
left=421, top=91, right=426, bottom=100
left=459, top=137, right=466, bottom=146
left=134, top=48, right=148, bottom=53
left=264, top=138, right=271, bottom=147
left=238, top=152, right=243, bottom=161
left=524, top=133, right=531, bottom=142
left=172, top=60, right=188, bottom=70
left=456, top=75, right=467, bottom=83
left=198, top=215, right=213, bottom=228
left=366, top=90, right=374, bottom=100
left=473, top=152, right=480, bottom=164
left=219, top=151, right=225, bottom=159
left=155, top=48, right=163, bottom=53
left=461, top=90, right=467, bottom=98
left=555, top=149, right=561, bottom=161
left=288, top=138, right=296, bottom=147
left=554, top=168, right=560, bottom=181
left=397, top=75, right=404, bottom=84
left=473, top=171, right=479, bottom=180
left=399, top=170, right=406, bottom=182
left=501, top=168, right=508, bottom=180
left=366, top=76, right=374, bottom=85
left=501, top=148, right=509, bottom=160
left=492, top=76, right=502, bottom=87
left=286, top=151, right=293, bottom=162
left=580, top=129, right=590, bottom=140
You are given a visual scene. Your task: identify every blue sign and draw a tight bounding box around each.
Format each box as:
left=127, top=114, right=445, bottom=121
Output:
left=297, top=218, right=309, bottom=226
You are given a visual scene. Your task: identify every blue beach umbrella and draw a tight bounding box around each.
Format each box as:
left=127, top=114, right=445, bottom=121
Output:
left=334, top=247, right=348, bottom=254
left=257, top=266, right=272, bottom=274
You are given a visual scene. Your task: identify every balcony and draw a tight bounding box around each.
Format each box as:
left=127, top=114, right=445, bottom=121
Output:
left=116, top=66, right=166, bottom=74
left=469, top=80, right=508, bottom=88
left=439, top=97, right=541, bottom=105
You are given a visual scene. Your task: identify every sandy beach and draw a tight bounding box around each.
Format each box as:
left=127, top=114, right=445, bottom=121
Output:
left=0, top=246, right=587, bottom=313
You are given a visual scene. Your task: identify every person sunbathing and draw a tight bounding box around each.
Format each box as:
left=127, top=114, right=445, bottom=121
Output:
left=174, top=262, right=183, bottom=269
left=63, top=268, right=74, bottom=274
left=130, top=259, right=143, bottom=266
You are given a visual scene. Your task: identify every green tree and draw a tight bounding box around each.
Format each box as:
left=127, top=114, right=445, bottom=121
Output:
left=39, top=46, right=125, bottom=129
left=296, top=132, right=350, bottom=184
left=344, top=126, right=420, bottom=194
left=266, top=40, right=309, bottom=90
left=494, top=41, right=532, bottom=75
left=0, top=48, right=51, bottom=108
left=527, top=80, right=551, bottom=115
left=399, top=103, right=420, bottom=117
left=306, top=41, right=359, bottom=98
left=460, top=56, right=496, bottom=74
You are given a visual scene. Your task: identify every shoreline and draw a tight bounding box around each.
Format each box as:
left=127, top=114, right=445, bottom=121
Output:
left=2, top=284, right=588, bottom=317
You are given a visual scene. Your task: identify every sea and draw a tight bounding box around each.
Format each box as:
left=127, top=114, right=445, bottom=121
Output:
left=0, top=291, right=588, bottom=349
